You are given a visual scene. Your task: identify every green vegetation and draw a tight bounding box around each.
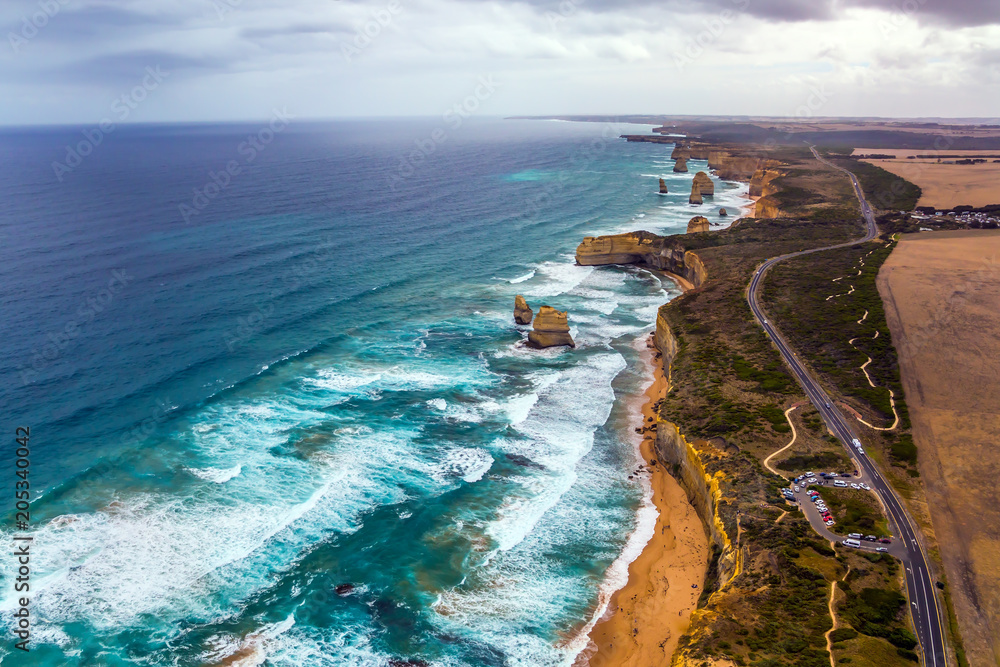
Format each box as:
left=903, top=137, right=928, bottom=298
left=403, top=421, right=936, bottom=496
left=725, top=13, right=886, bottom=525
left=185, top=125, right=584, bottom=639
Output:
left=652, top=145, right=925, bottom=667
left=830, top=158, right=922, bottom=211
left=829, top=628, right=859, bottom=643
left=842, top=587, right=917, bottom=649
left=759, top=240, right=922, bottom=480
left=761, top=242, right=905, bottom=424
left=816, top=487, right=890, bottom=537
left=778, top=450, right=849, bottom=472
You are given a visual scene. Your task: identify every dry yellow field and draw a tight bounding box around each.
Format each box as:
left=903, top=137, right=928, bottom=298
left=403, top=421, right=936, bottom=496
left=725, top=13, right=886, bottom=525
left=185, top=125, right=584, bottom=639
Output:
left=852, top=148, right=1000, bottom=209
left=878, top=230, right=1000, bottom=666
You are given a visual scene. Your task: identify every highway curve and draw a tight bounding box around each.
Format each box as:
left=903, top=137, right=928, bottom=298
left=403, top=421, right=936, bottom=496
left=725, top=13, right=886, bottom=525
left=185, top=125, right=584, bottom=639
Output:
left=745, top=146, right=948, bottom=666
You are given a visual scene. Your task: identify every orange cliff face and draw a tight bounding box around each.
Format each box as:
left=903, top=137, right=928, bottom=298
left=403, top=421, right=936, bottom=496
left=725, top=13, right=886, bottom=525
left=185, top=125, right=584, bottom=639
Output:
left=575, top=232, right=708, bottom=288
left=513, top=295, right=533, bottom=325
left=687, top=216, right=710, bottom=233
left=689, top=182, right=703, bottom=205
left=693, top=171, right=715, bottom=196
left=526, top=306, right=574, bottom=348
left=749, top=168, right=783, bottom=198
left=753, top=195, right=782, bottom=219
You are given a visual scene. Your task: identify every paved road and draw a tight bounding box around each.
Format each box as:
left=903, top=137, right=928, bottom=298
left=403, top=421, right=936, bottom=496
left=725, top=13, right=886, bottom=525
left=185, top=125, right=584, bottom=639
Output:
left=745, top=146, right=948, bottom=666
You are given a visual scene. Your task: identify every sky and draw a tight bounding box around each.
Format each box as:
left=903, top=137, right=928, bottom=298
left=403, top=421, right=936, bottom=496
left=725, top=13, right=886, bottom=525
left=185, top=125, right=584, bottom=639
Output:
left=1, top=0, right=999, bottom=125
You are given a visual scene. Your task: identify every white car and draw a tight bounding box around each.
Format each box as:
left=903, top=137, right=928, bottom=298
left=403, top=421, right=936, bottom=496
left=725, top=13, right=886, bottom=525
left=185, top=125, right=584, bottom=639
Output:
left=860, top=483, right=871, bottom=491
left=793, top=486, right=800, bottom=493
left=850, top=483, right=860, bottom=490
left=825, top=520, right=835, bottom=526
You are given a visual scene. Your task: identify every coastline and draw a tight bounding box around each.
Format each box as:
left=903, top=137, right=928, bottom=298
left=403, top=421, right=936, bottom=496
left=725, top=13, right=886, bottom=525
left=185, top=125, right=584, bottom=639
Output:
left=580, top=334, right=709, bottom=667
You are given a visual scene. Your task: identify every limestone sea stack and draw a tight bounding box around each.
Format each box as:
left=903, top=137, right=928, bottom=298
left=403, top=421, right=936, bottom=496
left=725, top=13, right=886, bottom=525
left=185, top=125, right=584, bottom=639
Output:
left=527, top=306, right=575, bottom=349
left=692, top=171, right=714, bottom=196
left=687, top=216, right=710, bottom=233
left=719, top=208, right=728, bottom=217
left=514, top=295, right=533, bottom=325
left=673, top=157, right=688, bottom=173
left=658, top=178, right=668, bottom=194
left=671, top=145, right=688, bottom=160
left=689, top=182, right=703, bottom=205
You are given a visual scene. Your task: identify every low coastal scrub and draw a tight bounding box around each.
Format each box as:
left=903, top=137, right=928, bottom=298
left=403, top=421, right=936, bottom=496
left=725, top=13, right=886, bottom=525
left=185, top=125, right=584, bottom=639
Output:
left=761, top=242, right=907, bottom=426
left=830, top=157, right=922, bottom=211
left=645, top=144, right=928, bottom=667
left=759, top=241, right=922, bottom=481
left=816, top=487, right=889, bottom=537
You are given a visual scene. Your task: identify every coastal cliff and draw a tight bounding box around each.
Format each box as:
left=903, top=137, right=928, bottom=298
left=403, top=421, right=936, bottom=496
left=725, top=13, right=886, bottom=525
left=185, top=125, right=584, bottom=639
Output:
left=575, top=232, right=707, bottom=289
left=652, top=312, right=740, bottom=602
left=753, top=195, right=782, bottom=219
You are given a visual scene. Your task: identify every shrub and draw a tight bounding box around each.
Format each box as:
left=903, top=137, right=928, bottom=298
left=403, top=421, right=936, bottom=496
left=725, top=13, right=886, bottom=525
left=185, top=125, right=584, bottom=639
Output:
left=829, top=628, right=858, bottom=643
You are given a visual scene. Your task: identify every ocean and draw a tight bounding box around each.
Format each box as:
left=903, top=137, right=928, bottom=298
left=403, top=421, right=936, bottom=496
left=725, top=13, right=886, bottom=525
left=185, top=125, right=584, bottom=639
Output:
left=0, top=118, right=747, bottom=666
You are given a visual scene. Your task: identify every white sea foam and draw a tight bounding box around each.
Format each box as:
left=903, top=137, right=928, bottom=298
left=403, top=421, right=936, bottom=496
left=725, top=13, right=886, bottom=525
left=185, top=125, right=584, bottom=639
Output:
left=485, top=352, right=626, bottom=552
left=508, top=270, right=535, bottom=283
left=435, top=447, right=495, bottom=483
left=188, top=464, right=243, bottom=484
left=520, top=260, right=593, bottom=298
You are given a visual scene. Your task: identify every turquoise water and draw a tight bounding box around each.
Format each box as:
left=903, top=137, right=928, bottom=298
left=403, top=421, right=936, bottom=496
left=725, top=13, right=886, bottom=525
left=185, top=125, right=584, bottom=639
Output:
left=0, top=119, right=747, bottom=665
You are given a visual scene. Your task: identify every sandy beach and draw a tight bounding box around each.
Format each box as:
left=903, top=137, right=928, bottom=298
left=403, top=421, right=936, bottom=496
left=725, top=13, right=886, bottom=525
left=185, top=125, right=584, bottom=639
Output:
left=582, top=339, right=710, bottom=667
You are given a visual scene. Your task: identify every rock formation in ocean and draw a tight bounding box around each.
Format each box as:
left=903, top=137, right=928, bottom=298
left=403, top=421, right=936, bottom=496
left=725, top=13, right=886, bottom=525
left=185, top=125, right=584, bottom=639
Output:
left=692, top=171, right=714, bottom=196
left=659, top=178, right=668, bottom=194
left=527, top=306, right=575, bottom=349
left=687, top=216, right=710, bottom=233
left=719, top=208, right=728, bottom=217
left=689, top=182, right=703, bottom=205
left=514, top=295, right=533, bottom=325
left=576, top=231, right=708, bottom=289
left=673, top=157, right=688, bottom=173
left=671, top=145, right=688, bottom=160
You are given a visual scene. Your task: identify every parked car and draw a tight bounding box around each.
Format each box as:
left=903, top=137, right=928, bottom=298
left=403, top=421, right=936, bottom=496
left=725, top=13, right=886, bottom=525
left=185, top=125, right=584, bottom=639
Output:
left=850, top=483, right=860, bottom=489
left=864, top=535, right=878, bottom=542
left=876, top=547, right=888, bottom=553
left=793, top=486, right=800, bottom=493
left=860, top=483, right=871, bottom=491
left=848, top=533, right=863, bottom=539
left=834, top=480, right=848, bottom=487
left=879, top=538, right=891, bottom=544
left=825, top=520, right=836, bottom=526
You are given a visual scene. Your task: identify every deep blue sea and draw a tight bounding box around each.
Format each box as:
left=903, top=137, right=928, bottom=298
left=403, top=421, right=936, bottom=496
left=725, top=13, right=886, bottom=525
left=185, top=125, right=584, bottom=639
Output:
left=0, top=118, right=747, bottom=666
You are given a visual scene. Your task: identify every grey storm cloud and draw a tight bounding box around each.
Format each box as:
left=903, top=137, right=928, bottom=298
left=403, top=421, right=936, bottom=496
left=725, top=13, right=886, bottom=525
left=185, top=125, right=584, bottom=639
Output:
left=48, top=50, right=223, bottom=84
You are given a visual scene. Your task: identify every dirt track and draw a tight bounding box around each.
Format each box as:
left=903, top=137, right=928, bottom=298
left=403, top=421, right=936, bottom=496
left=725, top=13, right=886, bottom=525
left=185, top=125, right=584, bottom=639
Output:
left=878, top=230, right=1000, bottom=666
